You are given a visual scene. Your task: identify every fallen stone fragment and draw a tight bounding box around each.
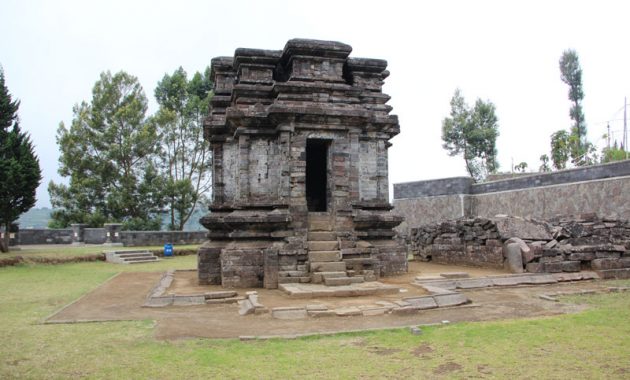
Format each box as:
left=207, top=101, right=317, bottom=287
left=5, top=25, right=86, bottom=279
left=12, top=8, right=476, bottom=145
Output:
left=504, top=243, right=524, bottom=273
left=238, top=299, right=255, bottom=316
left=410, top=326, right=422, bottom=335
left=538, top=294, right=558, bottom=302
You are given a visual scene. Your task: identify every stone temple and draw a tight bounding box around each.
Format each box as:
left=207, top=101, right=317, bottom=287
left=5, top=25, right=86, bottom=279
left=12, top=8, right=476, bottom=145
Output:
left=198, top=39, right=407, bottom=288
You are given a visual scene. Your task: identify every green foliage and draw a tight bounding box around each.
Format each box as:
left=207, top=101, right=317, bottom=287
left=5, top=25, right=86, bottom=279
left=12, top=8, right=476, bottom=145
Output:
left=601, top=140, right=628, bottom=163
left=538, top=154, right=551, bottom=172
left=0, top=68, right=42, bottom=251
left=442, top=89, right=499, bottom=182
left=49, top=71, right=165, bottom=229
left=514, top=162, right=528, bottom=173
left=152, top=66, right=212, bottom=230
left=550, top=130, right=570, bottom=170
left=559, top=49, right=593, bottom=166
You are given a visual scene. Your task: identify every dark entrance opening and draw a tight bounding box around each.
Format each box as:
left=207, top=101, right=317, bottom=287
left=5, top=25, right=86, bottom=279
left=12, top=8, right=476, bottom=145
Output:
left=306, top=139, right=329, bottom=212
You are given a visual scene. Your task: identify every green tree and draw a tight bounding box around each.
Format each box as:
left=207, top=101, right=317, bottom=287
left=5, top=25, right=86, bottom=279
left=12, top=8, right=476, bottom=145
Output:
left=442, top=89, right=499, bottom=182
left=539, top=154, right=551, bottom=172
left=550, top=130, right=570, bottom=170
left=558, top=49, right=596, bottom=166
left=514, top=162, right=528, bottom=173
left=49, top=71, right=164, bottom=230
left=152, top=67, right=212, bottom=230
left=0, top=69, right=42, bottom=251
left=601, top=140, right=628, bottom=163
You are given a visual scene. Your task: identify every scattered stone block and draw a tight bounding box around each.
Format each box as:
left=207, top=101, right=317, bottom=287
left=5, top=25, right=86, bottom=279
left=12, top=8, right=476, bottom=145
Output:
left=504, top=243, right=524, bottom=273
left=433, top=293, right=469, bottom=307
left=238, top=299, right=255, bottom=316
left=410, top=326, right=422, bottom=335
left=394, top=300, right=411, bottom=307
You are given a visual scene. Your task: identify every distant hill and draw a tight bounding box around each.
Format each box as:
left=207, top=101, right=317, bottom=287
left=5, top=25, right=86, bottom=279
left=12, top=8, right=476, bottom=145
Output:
left=17, top=207, right=207, bottom=231
left=18, top=207, right=52, bottom=229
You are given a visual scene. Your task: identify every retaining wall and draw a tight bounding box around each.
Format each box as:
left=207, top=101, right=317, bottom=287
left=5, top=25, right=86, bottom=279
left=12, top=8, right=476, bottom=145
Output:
left=393, top=160, right=630, bottom=233
left=16, top=228, right=206, bottom=246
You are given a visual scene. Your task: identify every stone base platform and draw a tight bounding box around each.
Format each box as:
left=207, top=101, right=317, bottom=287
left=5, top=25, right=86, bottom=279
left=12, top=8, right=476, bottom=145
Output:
left=279, top=282, right=401, bottom=298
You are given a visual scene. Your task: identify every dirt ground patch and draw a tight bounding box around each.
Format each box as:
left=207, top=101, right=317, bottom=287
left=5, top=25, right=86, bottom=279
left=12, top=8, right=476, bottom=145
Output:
left=46, top=262, right=607, bottom=340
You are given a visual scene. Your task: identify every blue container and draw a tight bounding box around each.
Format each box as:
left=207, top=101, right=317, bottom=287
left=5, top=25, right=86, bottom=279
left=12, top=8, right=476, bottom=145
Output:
left=164, top=243, right=173, bottom=257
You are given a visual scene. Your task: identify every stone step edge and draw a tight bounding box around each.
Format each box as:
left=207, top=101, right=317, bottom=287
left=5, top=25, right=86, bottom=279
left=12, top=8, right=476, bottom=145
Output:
left=268, top=293, right=470, bottom=319
left=413, top=272, right=600, bottom=293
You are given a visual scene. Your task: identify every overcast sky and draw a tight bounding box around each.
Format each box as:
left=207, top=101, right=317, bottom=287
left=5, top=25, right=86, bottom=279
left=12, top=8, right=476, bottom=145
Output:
left=2, top=0, right=629, bottom=208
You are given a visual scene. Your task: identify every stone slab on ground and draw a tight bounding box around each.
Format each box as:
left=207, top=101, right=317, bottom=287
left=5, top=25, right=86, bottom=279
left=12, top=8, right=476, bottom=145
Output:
left=361, top=307, right=391, bottom=316
left=334, top=307, right=362, bottom=316
left=596, top=268, right=630, bottom=279
left=279, top=282, right=401, bottom=298
left=271, top=307, right=308, bottom=320
left=433, top=293, right=470, bottom=307
left=172, top=295, right=206, bottom=306
left=205, top=290, right=238, bottom=299
left=440, top=272, right=470, bottom=279
left=420, top=285, right=457, bottom=295
left=490, top=277, right=524, bottom=287
left=403, top=296, right=438, bottom=310
left=455, top=278, right=493, bottom=289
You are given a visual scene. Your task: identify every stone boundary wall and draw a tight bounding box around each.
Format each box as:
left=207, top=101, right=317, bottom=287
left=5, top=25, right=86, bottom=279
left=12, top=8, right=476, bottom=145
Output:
left=18, top=229, right=73, bottom=245
left=16, top=229, right=206, bottom=246
left=393, top=161, right=630, bottom=232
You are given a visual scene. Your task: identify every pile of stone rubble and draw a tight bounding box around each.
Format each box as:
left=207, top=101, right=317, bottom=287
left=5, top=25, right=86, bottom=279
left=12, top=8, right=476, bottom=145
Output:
left=408, top=214, right=630, bottom=279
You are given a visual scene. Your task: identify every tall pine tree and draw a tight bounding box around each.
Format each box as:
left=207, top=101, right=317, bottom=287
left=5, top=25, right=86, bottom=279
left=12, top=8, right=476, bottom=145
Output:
left=0, top=68, right=42, bottom=252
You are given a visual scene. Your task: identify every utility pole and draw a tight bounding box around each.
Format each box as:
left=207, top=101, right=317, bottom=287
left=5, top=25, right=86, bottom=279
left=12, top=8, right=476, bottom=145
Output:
left=607, top=123, right=611, bottom=149
left=625, top=97, right=628, bottom=159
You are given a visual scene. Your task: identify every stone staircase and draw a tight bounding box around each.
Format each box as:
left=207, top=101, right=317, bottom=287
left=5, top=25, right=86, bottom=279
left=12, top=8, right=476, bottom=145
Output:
left=308, top=214, right=364, bottom=286
left=104, top=250, right=159, bottom=264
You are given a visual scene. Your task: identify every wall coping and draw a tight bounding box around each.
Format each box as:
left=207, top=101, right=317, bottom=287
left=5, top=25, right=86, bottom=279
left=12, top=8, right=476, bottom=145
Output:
left=394, top=160, right=630, bottom=199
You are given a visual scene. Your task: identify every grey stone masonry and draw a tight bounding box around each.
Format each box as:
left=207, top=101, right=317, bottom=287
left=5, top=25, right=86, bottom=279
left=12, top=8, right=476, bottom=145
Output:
left=198, top=39, right=407, bottom=288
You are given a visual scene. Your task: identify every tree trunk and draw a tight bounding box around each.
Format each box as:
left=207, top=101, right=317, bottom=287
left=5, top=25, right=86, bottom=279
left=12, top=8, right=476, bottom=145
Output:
left=0, top=222, right=9, bottom=253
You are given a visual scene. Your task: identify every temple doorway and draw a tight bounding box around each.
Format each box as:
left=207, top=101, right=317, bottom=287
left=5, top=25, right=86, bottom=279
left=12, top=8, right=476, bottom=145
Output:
left=306, top=139, right=329, bottom=212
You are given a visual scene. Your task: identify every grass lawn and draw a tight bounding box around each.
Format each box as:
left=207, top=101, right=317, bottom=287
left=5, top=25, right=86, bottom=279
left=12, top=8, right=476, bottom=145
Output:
left=3, top=244, right=200, bottom=259
left=0, top=258, right=629, bottom=379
